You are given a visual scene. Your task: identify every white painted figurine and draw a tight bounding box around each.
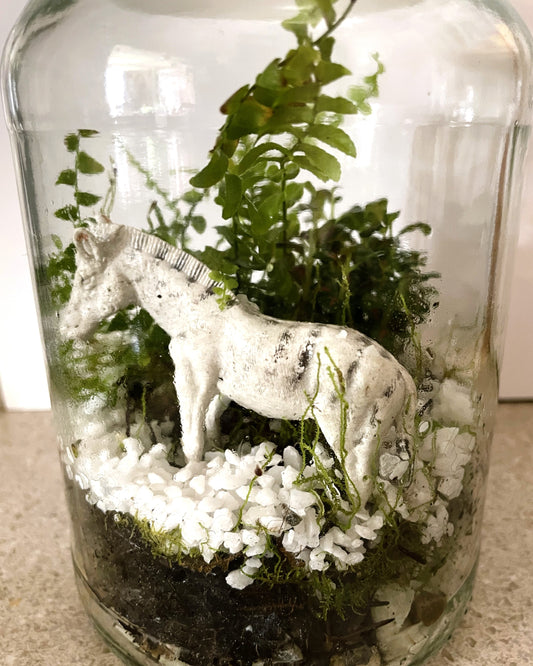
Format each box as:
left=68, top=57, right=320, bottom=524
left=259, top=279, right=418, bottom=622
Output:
left=61, top=218, right=417, bottom=507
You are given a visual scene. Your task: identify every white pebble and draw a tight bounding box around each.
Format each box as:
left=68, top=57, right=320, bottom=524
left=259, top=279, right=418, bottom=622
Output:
left=162, top=514, right=182, bottom=532
left=148, top=472, right=169, bottom=485
left=149, top=443, right=168, bottom=459
left=254, top=442, right=276, bottom=461
left=226, top=569, right=253, bottom=590
left=258, top=515, right=285, bottom=534
left=198, top=495, right=220, bottom=513
left=379, top=453, right=409, bottom=481
left=74, top=472, right=90, bottom=490
left=438, top=475, right=464, bottom=500
left=181, top=518, right=209, bottom=547
left=242, top=505, right=271, bottom=525
left=215, top=491, right=241, bottom=511
left=308, top=548, right=329, bottom=571
left=354, top=524, right=380, bottom=541
left=189, top=475, right=206, bottom=495
left=254, top=487, right=279, bottom=507
left=207, top=530, right=225, bottom=551
left=288, top=488, right=316, bottom=515
left=242, top=529, right=262, bottom=547
left=164, top=485, right=182, bottom=499
left=213, top=508, right=237, bottom=532
left=281, top=466, right=299, bottom=489
left=433, top=378, right=474, bottom=425
left=345, top=551, right=365, bottom=566
left=256, top=473, right=276, bottom=489
left=243, top=557, right=262, bottom=573
left=209, top=471, right=246, bottom=491
left=265, top=465, right=283, bottom=484
left=267, top=454, right=283, bottom=467
left=225, top=449, right=241, bottom=466
left=167, top=496, right=195, bottom=519
left=223, top=532, right=243, bottom=554
left=122, top=437, right=144, bottom=456
left=206, top=452, right=224, bottom=467
left=236, top=484, right=257, bottom=501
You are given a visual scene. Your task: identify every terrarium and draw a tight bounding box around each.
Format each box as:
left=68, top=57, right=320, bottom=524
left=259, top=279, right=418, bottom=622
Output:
left=3, top=0, right=532, bottom=664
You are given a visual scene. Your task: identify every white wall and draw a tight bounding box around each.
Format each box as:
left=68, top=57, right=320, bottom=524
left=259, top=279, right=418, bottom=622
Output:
left=499, top=0, right=533, bottom=400
left=0, top=0, right=50, bottom=410
left=0, top=0, right=532, bottom=410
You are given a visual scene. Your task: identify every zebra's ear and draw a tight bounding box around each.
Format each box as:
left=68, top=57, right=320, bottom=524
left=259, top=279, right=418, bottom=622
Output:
left=73, top=229, right=101, bottom=264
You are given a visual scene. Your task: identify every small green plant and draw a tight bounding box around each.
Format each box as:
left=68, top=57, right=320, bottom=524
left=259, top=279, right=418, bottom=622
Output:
left=185, top=1, right=437, bottom=360
left=126, top=149, right=207, bottom=247
left=47, top=130, right=105, bottom=308
left=48, top=132, right=181, bottom=437
left=54, top=129, right=105, bottom=226
left=46, top=234, right=76, bottom=308
left=189, top=9, right=384, bottom=307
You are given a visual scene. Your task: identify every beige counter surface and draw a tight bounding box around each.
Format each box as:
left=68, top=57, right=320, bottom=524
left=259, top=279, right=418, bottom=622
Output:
left=1, top=404, right=532, bottom=666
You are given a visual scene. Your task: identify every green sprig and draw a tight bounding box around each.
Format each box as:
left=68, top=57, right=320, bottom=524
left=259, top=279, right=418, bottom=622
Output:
left=54, top=129, right=104, bottom=226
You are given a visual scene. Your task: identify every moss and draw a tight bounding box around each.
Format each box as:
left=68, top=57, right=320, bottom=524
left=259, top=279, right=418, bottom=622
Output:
left=120, top=498, right=436, bottom=625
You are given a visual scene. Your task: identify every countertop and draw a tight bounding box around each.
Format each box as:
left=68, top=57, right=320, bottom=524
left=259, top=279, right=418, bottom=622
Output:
left=1, top=404, right=532, bottom=666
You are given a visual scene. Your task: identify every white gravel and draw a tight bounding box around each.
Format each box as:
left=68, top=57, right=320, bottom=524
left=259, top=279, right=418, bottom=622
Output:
left=65, top=431, right=387, bottom=588
left=63, top=374, right=477, bottom=590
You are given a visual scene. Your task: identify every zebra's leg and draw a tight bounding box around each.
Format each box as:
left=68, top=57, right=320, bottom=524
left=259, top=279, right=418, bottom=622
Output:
left=316, top=406, right=382, bottom=511
left=172, top=361, right=219, bottom=462
left=205, top=394, right=231, bottom=447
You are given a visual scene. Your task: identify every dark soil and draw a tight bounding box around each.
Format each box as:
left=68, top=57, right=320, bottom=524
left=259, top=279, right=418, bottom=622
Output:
left=65, top=478, right=384, bottom=665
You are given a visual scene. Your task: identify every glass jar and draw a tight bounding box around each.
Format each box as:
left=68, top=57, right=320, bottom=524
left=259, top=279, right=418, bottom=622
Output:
left=3, top=1, right=532, bottom=664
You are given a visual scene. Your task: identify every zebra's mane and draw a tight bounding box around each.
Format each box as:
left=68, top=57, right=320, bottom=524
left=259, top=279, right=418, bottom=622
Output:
left=126, top=227, right=220, bottom=290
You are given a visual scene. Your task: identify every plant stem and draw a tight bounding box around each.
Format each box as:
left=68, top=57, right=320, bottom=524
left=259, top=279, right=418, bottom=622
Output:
left=126, top=149, right=179, bottom=215
left=301, top=93, right=322, bottom=310
left=74, top=132, right=81, bottom=223
left=303, top=218, right=318, bottom=313
left=314, top=0, right=358, bottom=45
left=102, top=160, right=117, bottom=217
left=232, top=214, right=242, bottom=290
